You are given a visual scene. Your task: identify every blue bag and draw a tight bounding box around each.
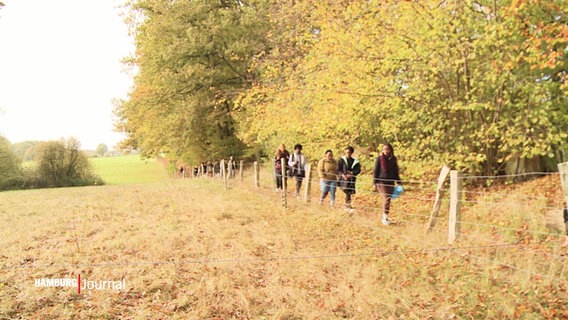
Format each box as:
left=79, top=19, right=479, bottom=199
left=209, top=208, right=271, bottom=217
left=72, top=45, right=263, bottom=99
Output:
left=391, top=185, right=404, bottom=200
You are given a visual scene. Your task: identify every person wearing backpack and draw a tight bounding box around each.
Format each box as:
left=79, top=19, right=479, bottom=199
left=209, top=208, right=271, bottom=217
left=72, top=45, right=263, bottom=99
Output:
left=338, top=146, right=361, bottom=209
left=288, top=144, right=307, bottom=198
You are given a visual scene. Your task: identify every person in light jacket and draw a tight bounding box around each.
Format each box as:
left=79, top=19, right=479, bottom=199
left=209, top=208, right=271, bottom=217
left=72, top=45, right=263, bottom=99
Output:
left=317, top=149, right=338, bottom=206
left=288, top=144, right=307, bottom=198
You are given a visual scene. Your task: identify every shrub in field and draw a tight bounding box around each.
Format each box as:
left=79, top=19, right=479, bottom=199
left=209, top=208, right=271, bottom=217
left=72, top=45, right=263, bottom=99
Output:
left=34, top=138, right=103, bottom=187
left=0, top=136, right=22, bottom=190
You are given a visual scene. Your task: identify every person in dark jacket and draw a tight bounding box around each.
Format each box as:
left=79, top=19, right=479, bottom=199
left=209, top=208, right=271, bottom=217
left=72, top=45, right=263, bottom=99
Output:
left=373, top=143, right=402, bottom=225
left=338, top=146, right=361, bottom=209
left=274, top=144, right=290, bottom=193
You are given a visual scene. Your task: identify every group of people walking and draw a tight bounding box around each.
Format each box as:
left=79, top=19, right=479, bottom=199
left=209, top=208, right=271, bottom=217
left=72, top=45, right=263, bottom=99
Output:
left=274, top=143, right=403, bottom=226
left=275, top=143, right=307, bottom=198
left=197, top=156, right=238, bottom=178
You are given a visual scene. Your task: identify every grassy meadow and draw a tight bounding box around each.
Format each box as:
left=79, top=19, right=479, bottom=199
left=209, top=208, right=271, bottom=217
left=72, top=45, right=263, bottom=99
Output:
left=89, top=155, right=169, bottom=185
left=0, top=167, right=567, bottom=319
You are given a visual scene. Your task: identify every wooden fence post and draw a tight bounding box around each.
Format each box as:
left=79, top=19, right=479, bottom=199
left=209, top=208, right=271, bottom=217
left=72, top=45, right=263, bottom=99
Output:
left=254, top=161, right=260, bottom=188
left=221, top=159, right=228, bottom=190
left=303, top=164, right=312, bottom=203
left=559, top=162, right=568, bottom=208
left=239, top=160, right=244, bottom=182
left=448, top=170, right=463, bottom=244
left=427, top=165, right=451, bottom=233
left=272, top=161, right=277, bottom=191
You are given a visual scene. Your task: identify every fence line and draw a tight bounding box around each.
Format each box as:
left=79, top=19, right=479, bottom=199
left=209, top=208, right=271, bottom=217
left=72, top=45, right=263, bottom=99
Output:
left=258, top=176, right=458, bottom=256
left=221, top=159, right=564, bottom=218
left=164, top=161, right=566, bottom=287
left=310, top=200, right=563, bottom=237
left=1, top=243, right=518, bottom=271
left=463, top=231, right=568, bottom=262
left=387, top=214, right=566, bottom=284
left=337, top=202, right=449, bottom=222
left=265, top=176, right=565, bottom=252
left=209, top=159, right=565, bottom=208
left=272, top=174, right=442, bottom=200
left=457, top=231, right=510, bottom=244
left=446, top=230, right=568, bottom=282
left=463, top=252, right=567, bottom=284
left=342, top=211, right=567, bottom=282
left=461, top=189, right=553, bottom=201
left=458, top=220, right=566, bottom=238
left=461, top=199, right=561, bottom=211
left=184, top=160, right=565, bottom=256
left=459, top=171, right=559, bottom=180
left=422, top=222, right=564, bottom=281
left=190, top=161, right=559, bottom=181
left=7, top=162, right=564, bottom=286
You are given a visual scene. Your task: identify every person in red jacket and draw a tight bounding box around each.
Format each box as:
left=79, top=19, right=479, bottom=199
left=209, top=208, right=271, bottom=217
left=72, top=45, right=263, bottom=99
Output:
left=373, top=143, right=402, bottom=225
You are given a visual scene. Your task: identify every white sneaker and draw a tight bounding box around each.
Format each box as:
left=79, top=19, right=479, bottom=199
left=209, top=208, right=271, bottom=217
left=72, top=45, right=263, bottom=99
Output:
left=381, top=214, right=390, bottom=226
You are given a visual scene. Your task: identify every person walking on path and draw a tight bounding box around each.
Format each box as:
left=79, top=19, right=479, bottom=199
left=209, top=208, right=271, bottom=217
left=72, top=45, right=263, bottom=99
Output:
left=227, top=155, right=237, bottom=179
left=373, top=143, right=402, bottom=225
left=274, top=144, right=290, bottom=193
left=338, top=146, right=361, bottom=209
left=317, top=149, right=338, bottom=206
left=288, top=144, right=307, bottom=198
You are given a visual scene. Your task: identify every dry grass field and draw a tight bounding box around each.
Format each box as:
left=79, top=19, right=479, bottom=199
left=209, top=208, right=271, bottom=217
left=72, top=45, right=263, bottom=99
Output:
left=1, top=171, right=567, bottom=319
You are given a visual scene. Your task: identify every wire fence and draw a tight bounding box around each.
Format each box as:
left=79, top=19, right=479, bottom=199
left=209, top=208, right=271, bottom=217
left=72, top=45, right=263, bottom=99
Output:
left=193, top=159, right=566, bottom=269
left=184, top=160, right=565, bottom=233
left=1, top=243, right=517, bottom=270
left=4, top=160, right=566, bottom=285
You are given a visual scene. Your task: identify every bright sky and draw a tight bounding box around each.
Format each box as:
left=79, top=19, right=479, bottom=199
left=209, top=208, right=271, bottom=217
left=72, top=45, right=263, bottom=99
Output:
left=0, top=0, right=134, bottom=150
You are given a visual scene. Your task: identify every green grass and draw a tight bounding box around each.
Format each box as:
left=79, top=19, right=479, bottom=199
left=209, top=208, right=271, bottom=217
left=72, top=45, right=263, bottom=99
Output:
left=89, top=155, right=168, bottom=185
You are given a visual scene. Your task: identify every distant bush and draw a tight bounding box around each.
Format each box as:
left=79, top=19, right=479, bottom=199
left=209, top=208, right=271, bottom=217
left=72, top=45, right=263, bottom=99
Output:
left=0, top=168, right=39, bottom=190
left=34, top=138, right=103, bottom=188
left=0, top=137, right=104, bottom=191
left=0, top=136, right=22, bottom=189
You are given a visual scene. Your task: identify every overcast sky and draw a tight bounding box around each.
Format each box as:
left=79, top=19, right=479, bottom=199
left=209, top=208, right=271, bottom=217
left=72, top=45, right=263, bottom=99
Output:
left=0, top=0, right=134, bottom=150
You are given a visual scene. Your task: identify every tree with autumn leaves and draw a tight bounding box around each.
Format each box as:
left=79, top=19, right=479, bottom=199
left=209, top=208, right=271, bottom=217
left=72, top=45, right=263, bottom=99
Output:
left=115, top=0, right=270, bottom=162
left=116, top=0, right=567, bottom=175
